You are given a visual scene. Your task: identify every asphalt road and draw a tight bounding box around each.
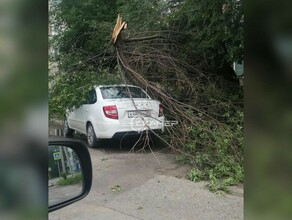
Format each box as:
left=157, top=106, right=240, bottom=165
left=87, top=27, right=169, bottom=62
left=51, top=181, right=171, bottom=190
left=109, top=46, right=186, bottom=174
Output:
left=49, top=136, right=243, bottom=220
left=49, top=183, right=82, bottom=206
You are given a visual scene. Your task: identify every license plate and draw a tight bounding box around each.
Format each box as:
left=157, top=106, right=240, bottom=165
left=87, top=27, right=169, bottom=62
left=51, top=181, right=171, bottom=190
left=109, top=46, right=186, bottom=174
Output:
left=128, top=110, right=150, bottom=118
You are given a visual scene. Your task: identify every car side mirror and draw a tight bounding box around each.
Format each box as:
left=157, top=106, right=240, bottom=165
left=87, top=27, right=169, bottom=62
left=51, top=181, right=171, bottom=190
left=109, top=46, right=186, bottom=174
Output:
left=48, top=138, right=92, bottom=212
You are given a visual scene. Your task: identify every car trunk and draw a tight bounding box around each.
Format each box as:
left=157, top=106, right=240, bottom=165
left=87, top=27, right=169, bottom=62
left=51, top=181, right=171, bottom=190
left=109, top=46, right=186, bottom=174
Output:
left=105, top=98, right=160, bottom=125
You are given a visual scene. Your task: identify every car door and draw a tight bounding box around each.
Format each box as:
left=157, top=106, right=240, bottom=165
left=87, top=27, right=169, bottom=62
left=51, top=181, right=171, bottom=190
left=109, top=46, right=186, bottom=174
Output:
left=66, top=106, right=77, bottom=129
left=74, top=104, right=86, bottom=133
left=80, top=89, right=97, bottom=133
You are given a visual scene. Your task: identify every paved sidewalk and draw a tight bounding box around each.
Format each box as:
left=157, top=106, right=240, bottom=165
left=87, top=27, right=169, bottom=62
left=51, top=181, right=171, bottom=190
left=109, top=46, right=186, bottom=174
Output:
left=107, top=175, right=243, bottom=220
left=49, top=175, right=243, bottom=220
left=49, top=142, right=243, bottom=220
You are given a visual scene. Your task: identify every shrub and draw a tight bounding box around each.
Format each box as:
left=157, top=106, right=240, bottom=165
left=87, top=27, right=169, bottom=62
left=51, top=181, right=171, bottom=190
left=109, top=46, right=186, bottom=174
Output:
left=60, top=172, right=67, bottom=180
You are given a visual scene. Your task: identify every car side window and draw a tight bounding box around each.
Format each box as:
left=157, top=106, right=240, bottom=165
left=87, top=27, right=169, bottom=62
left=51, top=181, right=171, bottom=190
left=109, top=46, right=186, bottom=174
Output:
left=87, top=89, right=97, bottom=104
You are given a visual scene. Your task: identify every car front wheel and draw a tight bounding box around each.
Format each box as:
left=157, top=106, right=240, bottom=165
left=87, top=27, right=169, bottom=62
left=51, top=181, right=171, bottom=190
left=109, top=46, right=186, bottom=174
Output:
left=87, top=123, right=99, bottom=148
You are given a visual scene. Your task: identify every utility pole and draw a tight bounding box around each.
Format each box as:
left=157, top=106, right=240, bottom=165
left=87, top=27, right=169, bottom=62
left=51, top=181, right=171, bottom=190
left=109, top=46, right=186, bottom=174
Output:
left=59, top=146, right=66, bottom=174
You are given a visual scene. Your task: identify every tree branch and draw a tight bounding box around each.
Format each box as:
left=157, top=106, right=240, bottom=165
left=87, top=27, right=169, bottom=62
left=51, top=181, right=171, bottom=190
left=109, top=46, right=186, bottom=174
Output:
left=123, top=35, right=166, bottom=43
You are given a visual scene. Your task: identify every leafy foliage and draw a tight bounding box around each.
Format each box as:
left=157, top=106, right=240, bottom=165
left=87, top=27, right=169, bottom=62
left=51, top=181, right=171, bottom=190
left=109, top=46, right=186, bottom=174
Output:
left=117, top=0, right=168, bottom=31
left=186, top=106, right=243, bottom=192
left=49, top=0, right=122, bottom=119
left=169, top=0, right=243, bottom=79
left=49, top=71, right=122, bottom=119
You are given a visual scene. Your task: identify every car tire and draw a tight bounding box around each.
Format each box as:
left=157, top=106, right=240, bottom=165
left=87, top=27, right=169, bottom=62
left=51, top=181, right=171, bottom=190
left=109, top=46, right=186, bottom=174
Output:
left=87, top=123, right=100, bottom=148
left=64, top=120, right=74, bottom=137
left=150, top=131, right=160, bottom=146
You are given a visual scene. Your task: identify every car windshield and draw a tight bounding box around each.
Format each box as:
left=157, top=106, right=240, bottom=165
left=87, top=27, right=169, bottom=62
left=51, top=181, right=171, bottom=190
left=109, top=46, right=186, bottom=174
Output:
left=100, top=86, right=148, bottom=99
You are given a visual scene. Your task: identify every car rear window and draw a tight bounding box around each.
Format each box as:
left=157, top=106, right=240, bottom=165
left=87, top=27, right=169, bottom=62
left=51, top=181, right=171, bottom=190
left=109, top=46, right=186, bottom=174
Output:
left=100, top=86, right=148, bottom=99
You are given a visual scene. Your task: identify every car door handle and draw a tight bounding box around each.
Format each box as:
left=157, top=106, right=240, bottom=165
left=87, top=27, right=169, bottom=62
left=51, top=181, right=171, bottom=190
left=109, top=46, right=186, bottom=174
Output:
left=85, top=108, right=88, bottom=111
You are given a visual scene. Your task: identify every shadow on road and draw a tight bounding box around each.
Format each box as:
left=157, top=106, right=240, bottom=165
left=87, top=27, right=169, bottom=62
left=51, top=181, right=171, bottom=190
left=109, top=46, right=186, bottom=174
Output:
left=70, top=134, right=171, bottom=154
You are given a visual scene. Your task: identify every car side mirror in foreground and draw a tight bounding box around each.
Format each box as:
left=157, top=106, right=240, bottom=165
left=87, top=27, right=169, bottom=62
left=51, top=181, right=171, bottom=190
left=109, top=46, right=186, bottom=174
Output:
left=48, top=138, right=92, bottom=212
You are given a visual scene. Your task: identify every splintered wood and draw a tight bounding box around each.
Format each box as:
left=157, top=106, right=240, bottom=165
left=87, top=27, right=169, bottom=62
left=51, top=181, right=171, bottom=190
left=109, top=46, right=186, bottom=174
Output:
left=112, top=14, right=127, bottom=44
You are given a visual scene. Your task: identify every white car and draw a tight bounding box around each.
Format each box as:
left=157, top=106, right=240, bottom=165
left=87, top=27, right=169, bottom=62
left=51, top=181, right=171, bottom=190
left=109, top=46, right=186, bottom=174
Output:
left=64, top=85, right=164, bottom=147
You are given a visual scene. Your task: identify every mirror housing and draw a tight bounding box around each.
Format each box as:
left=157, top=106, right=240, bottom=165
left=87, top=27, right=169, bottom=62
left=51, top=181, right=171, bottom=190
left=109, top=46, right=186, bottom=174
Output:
left=48, top=138, right=92, bottom=212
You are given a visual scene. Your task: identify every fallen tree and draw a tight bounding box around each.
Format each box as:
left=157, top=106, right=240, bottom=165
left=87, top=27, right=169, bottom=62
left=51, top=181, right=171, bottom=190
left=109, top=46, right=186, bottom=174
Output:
left=111, top=15, right=243, bottom=191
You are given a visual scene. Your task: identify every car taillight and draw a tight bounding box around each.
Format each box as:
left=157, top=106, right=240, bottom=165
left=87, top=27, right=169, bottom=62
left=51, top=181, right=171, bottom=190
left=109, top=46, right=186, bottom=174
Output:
left=158, top=104, right=163, bottom=117
left=103, top=105, right=118, bottom=119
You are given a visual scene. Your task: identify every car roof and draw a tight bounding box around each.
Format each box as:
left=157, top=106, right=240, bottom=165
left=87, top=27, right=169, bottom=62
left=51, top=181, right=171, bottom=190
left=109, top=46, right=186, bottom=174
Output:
left=95, top=84, right=140, bottom=89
